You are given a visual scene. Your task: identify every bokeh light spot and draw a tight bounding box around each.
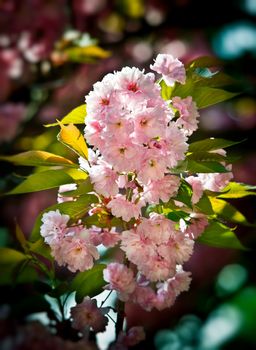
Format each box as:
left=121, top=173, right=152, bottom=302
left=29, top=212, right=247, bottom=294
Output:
left=213, top=21, right=256, bottom=59
left=216, top=264, right=248, bottom=296
left=199, top=304, right=242, bottom=348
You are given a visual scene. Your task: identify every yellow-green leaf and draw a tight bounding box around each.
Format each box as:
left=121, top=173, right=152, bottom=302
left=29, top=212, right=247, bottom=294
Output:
left=188, top=138, right=242, bottom=153
left=0, top=247, right=27, bottom=265
left=7, top=169, right=76, bottom=195
left=0, top=150, right=76, bottom=167
left=186, top=56, right=221, bottom=69
left=210, top=197, right=250, bottom=225
left=218, top=182, right=256, bottom=199
left=57, top=122, right=88, bottom=159
left=15, top=223, right=28, bottom=251
left=65, top=45, right=111, bottom=62
left=45, top=104, right=86, bottom=127
left=64, top=168, right=88, bottom=181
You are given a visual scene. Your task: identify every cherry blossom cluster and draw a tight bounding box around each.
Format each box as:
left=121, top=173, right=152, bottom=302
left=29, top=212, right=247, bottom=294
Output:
left=40, top=54, right=233, bottom=316
left=40, top=209, right=121, bottom=273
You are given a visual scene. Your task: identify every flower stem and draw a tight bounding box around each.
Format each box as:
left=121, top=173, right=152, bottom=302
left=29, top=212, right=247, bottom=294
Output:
left=115, top=299, right=125, bottom=339
left=101, top=290, right=113, bottom=307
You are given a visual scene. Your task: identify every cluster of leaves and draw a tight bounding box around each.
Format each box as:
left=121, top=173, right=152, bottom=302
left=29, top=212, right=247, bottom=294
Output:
left=0, top=57, right=255, bottom=324
left=51, top=32, right=111, bottom=66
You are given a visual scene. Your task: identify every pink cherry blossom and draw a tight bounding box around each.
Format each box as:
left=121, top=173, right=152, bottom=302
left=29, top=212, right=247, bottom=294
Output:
left=198, top=166, right=233, bottom=192
left=103, top=263, right=136, bottom=301
left=71, top=297, right=109, bottom=333
left=121, top=229, right=155, bottom=269
left=186, top=176, right=204, bottom=204
left=155, top=267, right=191, bottom=309
left=133, top=106, right=166, bottom=143
left=107, top=195, right=144, bottom=222
left=183, top=213, right=209, bottom=239
left=117, top=326, right=145, bottom=347
left=131, top=285, right=157, bottom=311
left=85, top=76, right=116, bottom=118
left=103, top=140, right=142, bottom=173
left=169, top=266, right=192, bottom=296
left=88, top=226, right=103, bottom=246
left=40, top=209, right=69, bottom=244
left=100, top=228, right=121, bottom=247
left=147, top=124, right=188, bottom=170
left=114, top=66, right=159, bottom=99
left=154, top=282, right=176, bottom=310
left=89, top=162, right=119, bottom=197
left=105, top=117, right=133, bottom=141
left=121, top=218, right=178, bottom=282
left=141, top=256, right=176, bottom=282
left=51, top=236, right=99, bottom=273
left=137, top=148, right=167, bottom=184
left=169, top=233, right=194, bottom=265
left=138, top=214, right=175, bottom=244
left=84, top=119, right=104, bottom=149
left=89, top=227, right=121, bottom=247
left=173, top=96, right=200, bottom=136
left=163, top=124, right=189, bottom=168
left=150, top=54, right=186, bottom=86
left=143, top=175, right=180, bottom=204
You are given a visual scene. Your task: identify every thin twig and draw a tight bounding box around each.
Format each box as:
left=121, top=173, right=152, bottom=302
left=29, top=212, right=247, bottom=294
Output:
left=101, top=290, right=113, bottom=307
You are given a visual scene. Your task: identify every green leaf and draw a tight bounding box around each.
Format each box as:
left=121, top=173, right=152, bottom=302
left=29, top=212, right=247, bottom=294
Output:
left=173, top=180, right=193, bottom=208
left=30, top=194, right=98, bottom=241
left=187, top=151, right=226, bottom=162
left=186, top=160, right=229, bottom=173
left=57, top=122, right=88, bottom=159
left=60, top=177, right=93, bottom=197
left=71, top=264, right=106, bottom=303
left=6, top=169, right=76, bottom=195
left=0, top=247, right=27, bottom=265
left=45, top=104, right=86, bottom=127
left=173, top=84, right=238, bottom=109
left=160, top=79, right=173, bottom=101
left=198, top=221, right=245, bottom=250
left=166, top=210, right=190, bottom=222
left=210, top=197, right=253, bottom=226
left=195, top=193, right=214, bottom=215
left=218, top=182, right=256, bottom=199
left=0, top=262, right=38, bottom=285
left=15, top=223, right=28, bottom=251
left=188, top=138, right=243, bottom=153
left=29, top=238, right=53, bottom=260
left=0, top=248, right=38, bottom=285
left=64, top=168, right=88, bottom=181
left=173, top=57, right=239, bottom=108
left=0, top=150, right=76, bottom=167
left=195, top=71, right=236, bottom=88
left=186, top=56, right=221, bottom=69
left=192, top=87, right=238, bottom=108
